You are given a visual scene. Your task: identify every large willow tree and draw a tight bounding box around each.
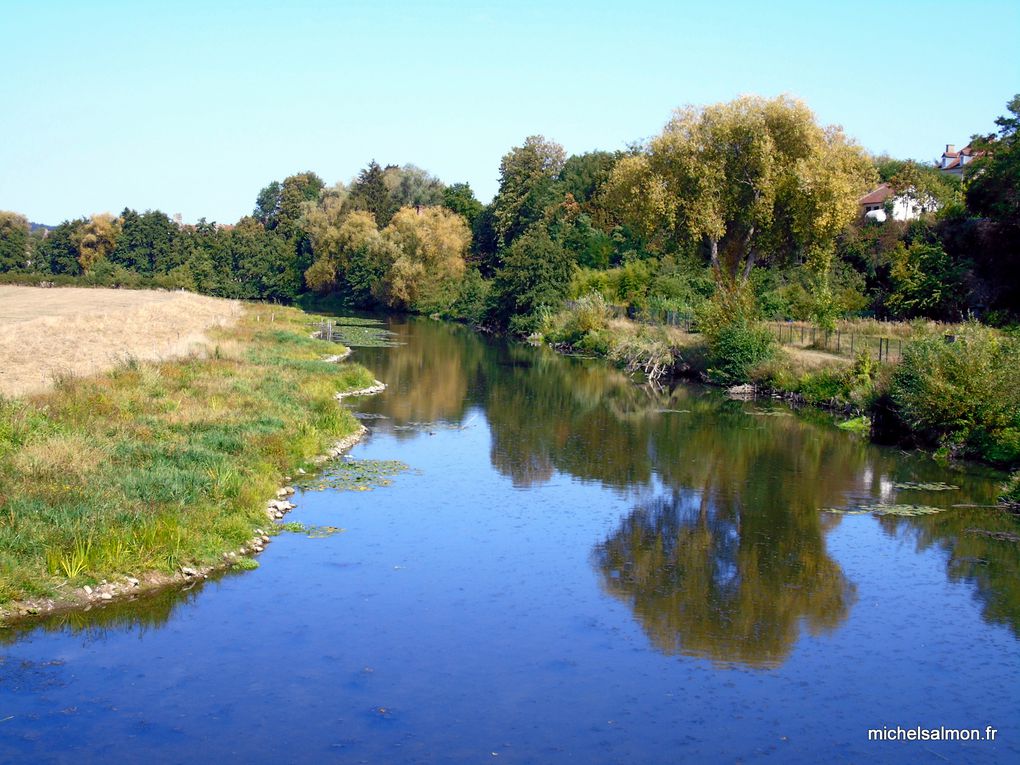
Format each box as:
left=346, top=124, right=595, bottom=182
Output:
left=611, top=95, right=876, bottom=289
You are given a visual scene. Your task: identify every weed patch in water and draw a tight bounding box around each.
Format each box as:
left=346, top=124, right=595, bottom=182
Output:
left=838, top=416, right=871, bottom=434
left=323, top=319, right=401, bottom=348
left=823, top=503, right=951, bottom=517
left=297, top=458, right=414, bottom=492
left=892, top=481, right=960, bottom=491
left=392, top=417, right=476, bottom=433
left=278, top=522, right=345, bottom=538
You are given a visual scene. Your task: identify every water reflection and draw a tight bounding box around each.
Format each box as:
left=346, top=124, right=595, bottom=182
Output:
left=1, top=577, right=212, bottom=646
left=351, top=318, right=1019, bottom=663
left=875, top=508, right=1020, bottom=636
left=593, top=492, right=855, bottom=668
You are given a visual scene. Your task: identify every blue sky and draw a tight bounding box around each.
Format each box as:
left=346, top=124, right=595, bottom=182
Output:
left=1, top=0, right=1018, bottom=224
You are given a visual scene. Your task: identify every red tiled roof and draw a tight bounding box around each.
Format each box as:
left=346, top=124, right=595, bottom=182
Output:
left=858, top=184, right=893, bottom=205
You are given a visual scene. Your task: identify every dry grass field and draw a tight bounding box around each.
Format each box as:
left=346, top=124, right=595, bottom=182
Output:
left=0, top=286, right=241, bottom=396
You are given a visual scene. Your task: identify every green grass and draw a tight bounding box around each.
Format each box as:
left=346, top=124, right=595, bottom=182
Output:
left=0, top=305, right=376, bottom=607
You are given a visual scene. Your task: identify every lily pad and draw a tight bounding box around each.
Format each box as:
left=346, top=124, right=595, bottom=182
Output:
left=322, top=319, right=401, bottom=348
left=892, top=481, right=960, bottom=492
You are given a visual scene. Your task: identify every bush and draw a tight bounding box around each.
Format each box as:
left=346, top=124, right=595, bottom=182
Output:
left=705, top=320, right=776, bottom=384
left=751, top=348, right=880, bottom=410
left=890, top=323, right=1020, bottom=466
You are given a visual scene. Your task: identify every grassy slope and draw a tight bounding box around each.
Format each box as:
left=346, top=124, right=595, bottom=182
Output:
left=0, top=305, right=375, bottom=604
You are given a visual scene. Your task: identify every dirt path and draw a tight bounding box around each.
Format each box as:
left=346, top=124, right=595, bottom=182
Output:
left=0, top=286, right=241, bottom=396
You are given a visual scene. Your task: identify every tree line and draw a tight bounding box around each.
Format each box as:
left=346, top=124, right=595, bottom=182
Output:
left=2, top=94, right=1017, bottom=329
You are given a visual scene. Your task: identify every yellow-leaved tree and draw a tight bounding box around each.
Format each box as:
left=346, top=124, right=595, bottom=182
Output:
left=382, top=206, right=470, bottom=314
left=73, top=213, right=121, bottom=272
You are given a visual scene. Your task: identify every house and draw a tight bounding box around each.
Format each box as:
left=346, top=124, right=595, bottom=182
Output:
left=938, top=144, right=985, bottom=177
left=857, top=184, right=924, bottom=222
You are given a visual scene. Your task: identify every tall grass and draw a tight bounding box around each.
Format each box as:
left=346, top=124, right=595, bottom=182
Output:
left=0, top=306, right=375, bottom=605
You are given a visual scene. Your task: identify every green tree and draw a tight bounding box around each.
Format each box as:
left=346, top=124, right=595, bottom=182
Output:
left=492, top=135, right=566, bottom=247
left=441, top=182, right=484, bottom=226
left=886, top=240, right=968, bottom=319
left=276, top=171, right=324, bottom=239
left=253, top=181, right=282, bottom=227
left=37, top=219, right=84, bottom=275
left=0, top=211, right=30, bottom=272
left=174, top=223, right=224, bottom=294
left=470, top=203, right=500, bottom=276
left=304, top=210, right=398, bottom=306
left=111, top=208, right=178, bottom=275
left=886, top=160, right=962, bottom=214
left=489, top=225, right=574, bottom=332
left=222, top=217, right=299, bottom=301
left=347, top=160, right=395, bottom=225
left=967, top=94, right=1019, bottom=225
left=558, top=150, right=619, bottom=204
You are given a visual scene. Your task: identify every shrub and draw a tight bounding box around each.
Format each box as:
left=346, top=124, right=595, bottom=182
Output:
left=890, top=323, right=1020, bottom=466
left=705, top=320, right=776, bottom=385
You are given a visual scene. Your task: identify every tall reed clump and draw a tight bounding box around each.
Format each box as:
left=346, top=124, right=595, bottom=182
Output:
left=889, top=323, right=1020, bottom=466
left=0, top=306, right=376, bottom=606
left=541, top=291, right=614, bottom=353
left=542, top=292, right=682, bottom=382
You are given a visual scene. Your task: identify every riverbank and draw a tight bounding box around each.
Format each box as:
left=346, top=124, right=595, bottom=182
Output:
left=0, top=304, right=380, bottom=622
left=539, top=301, right=1020, bottom=500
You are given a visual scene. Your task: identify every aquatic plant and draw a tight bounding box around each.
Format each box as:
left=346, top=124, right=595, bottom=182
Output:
left=823, top=504, right=951, bottom=517
left=296, top=458, right=413, bottom=492
left=892, top=481, right=960, bottom=491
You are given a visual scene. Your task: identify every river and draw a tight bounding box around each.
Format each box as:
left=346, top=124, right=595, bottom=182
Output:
left=2, top=316, right=1018, bottom=763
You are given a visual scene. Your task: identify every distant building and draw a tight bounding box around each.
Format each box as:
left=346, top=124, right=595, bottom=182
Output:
left=938, top=144, right=985, bottom=177
left=858, top=184, right=925, bottom=222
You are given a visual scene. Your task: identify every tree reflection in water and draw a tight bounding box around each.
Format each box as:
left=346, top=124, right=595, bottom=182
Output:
left=594, top=492, right=856, bottom=668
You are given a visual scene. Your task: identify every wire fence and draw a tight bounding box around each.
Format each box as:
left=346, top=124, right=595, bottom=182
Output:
left=764, top=321, right=903, bottom=362
left=564, top=301, right=907, bottom=362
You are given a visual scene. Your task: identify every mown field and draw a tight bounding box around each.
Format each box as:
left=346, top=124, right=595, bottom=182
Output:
left=0, top=286, right=242, bottom=397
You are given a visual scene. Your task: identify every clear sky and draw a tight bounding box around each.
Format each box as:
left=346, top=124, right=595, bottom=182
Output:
left=1, top=0, right=1017, bottom=224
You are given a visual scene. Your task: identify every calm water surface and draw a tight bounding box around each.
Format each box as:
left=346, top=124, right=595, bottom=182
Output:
left=2, top=317, right=1019, bottom=763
